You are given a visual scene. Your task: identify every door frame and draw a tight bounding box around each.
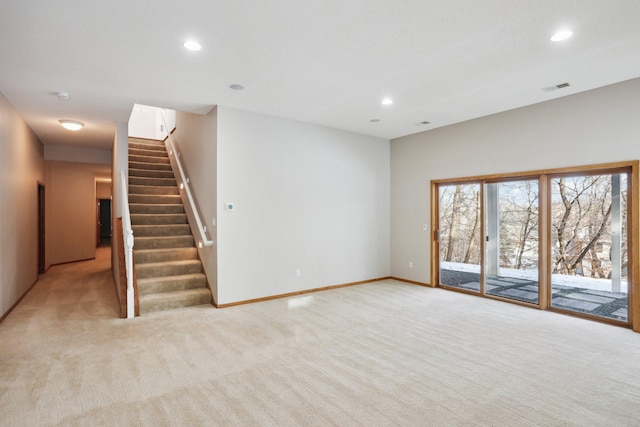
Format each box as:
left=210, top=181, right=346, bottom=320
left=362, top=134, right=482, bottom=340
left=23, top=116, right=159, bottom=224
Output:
left=37, top=182, right=45, bottom=274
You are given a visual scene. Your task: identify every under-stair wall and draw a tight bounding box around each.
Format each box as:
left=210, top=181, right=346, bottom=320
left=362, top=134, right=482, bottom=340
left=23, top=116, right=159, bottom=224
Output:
left=171, top=110, right=219, bottom=304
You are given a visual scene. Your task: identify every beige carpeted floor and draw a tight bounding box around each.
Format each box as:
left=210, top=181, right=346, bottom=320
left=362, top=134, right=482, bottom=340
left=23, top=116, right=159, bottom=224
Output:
left=1, top=247, right=640, bottom=426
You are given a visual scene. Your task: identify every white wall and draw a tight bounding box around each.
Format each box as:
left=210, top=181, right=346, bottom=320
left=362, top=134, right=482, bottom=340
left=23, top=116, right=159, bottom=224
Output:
left=112, top=122, right=129, bottom=219
left=390, top=78, right=640, bottom=283
left=172, top=109, right=218, bottom=301
left=0, top=92, right=45, bottom=318
left=129, top=104, right=176, bottom=140
left=217, top=107, right=390, bottom=304
left=111, top=121, right=128, bottom=291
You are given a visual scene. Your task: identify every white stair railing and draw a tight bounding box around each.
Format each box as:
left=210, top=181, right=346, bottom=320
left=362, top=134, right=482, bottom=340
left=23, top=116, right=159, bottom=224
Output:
left=160, top=111, right=214, bottom=247
left=120, top=170, right=135, bottom=318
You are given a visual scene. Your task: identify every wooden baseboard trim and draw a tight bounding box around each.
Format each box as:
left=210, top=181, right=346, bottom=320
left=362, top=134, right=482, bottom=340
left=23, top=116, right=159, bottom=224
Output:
left=0, top=278, right=39, bottom=324
left=390, top=277, right=432, bottom=287
left=215, top=276, right=392, bottom=308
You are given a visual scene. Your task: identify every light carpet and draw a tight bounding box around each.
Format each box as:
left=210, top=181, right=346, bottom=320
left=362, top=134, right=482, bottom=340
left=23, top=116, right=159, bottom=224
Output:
left=1, top=247, right=640, bottom=426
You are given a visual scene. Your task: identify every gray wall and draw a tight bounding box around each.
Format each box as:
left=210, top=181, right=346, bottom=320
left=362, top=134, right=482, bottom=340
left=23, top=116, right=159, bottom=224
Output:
left=390, top=78, right=640, bottom=283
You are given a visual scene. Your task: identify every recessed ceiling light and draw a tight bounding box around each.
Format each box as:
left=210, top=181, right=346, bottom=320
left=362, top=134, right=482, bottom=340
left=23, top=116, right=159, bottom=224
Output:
left=550, top=30, right=573, bottom=42
left=183, top=40, right=202, bottom=51
left=229, top=84, right=245, bottom=91
left=59, top=120, right=84, bottom=131
left=57, top=92, right=70, bottom=100
left=381, top=98, right=393, bottom=105
left=370, top=119, right=381, bottom=123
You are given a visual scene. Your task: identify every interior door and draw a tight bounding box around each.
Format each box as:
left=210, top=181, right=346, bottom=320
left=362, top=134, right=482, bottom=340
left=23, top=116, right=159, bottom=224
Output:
left=98, top=199, right=112, bottom=244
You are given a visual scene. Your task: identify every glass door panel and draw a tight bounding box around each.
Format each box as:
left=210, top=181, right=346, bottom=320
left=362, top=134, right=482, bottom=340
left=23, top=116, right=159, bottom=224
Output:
left=550, top=174, right=628, bottom=322
left=438, top=183, right=482, bottom=292
left=484, top=180, right=540, bottom=304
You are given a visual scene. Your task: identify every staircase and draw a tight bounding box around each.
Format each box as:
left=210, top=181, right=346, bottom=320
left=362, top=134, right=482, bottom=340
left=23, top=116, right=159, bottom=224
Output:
left=128, top=137, right=212, bottom=314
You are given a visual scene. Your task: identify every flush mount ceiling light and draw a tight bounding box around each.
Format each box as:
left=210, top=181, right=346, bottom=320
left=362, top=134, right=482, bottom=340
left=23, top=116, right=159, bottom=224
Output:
left=381, top=98, right=393, bottom=105
left=56, top=92, right=70, bottom=100
left=550, top=30, right=573, bottom=42
left=229, top=84, right=245, bottom=91
left=59, top=120, right=84, bottom=131
left=183, top=40, right=202, bottom=51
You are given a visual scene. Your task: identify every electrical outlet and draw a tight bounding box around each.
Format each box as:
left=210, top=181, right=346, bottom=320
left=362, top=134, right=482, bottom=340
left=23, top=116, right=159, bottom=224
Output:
left=295, top=269, right=301, bottom=277
left=422, top=224, right=428, bottom=231
left=409, top=262, right=413, bottom=268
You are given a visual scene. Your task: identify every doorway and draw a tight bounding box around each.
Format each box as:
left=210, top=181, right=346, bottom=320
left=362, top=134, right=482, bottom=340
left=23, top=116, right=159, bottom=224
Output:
left=97, top=199, right=112, bottom=247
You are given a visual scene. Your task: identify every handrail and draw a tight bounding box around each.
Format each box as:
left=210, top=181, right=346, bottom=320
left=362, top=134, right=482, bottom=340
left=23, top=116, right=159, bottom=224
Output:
left=160, top=110, right=214, bottom=247
left=120, top=170, right=135, bottom=318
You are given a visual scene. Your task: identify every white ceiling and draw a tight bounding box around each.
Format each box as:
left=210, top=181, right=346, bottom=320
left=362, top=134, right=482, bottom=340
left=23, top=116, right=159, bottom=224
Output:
left=1, top=0, right=639, bottom=150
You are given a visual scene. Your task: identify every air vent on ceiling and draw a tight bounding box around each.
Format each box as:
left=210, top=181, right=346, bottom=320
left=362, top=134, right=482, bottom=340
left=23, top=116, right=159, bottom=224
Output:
left=542, top=82, right=572, bottom=92
left=414, top=121, right=431, bottom=126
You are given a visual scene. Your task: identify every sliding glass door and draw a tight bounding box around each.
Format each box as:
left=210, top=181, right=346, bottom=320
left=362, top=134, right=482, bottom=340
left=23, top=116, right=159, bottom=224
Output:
left=550, top=173, right=628, bottom=322
left=438, top=183, right=482, bottom=292
left=484, top=180, right=540, bottom=304
left=434, top=162, right=634, bottom=328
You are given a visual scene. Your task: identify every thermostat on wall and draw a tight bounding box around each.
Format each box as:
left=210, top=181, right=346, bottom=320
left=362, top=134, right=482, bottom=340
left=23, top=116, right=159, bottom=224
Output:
left=226, top=202, right=235, bottom=212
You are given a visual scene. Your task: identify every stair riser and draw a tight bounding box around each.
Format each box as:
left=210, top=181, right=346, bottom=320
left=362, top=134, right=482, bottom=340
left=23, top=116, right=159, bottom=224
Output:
left=129, top=155, right=170, bottom=165
left=129, top=142, right=166, bottom=152
left=134, top=236, right=194, bottom=250
left=129, top=177, right=177, bottom=187
left=129, top=148, right=168, bottom=158
left=129, top=138, right=164, bottom=146
left=138, top=274, right=206, bottom=295
left=136, top=262, right=201, bottom=279
left=129, top=204, right=185, bottom=214
left=132, top=225, right=191, bottom=237
left=129, top=161, right=173, bottom=171
left=129, top=169, right=175, bottom=179
left=129, top=185, right=179, bottom=196
left=129, top=194, right=182, bottom=204
left=139, top=289, right=211, bottom=314
left=134, top=248, right=198, bottom=263
left=130, top=214, right=187, bottom=225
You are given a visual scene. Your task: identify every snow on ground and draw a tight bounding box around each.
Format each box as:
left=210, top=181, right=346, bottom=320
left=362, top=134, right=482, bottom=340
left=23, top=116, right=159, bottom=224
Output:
left=441, top=261, right=628, bottom=293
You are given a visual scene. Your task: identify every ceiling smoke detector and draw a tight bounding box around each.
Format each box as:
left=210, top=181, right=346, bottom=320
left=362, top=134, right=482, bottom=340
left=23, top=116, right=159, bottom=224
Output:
left=56, top=92, right=70, bottom=100
left=414, top=121, right=431, bottom=126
